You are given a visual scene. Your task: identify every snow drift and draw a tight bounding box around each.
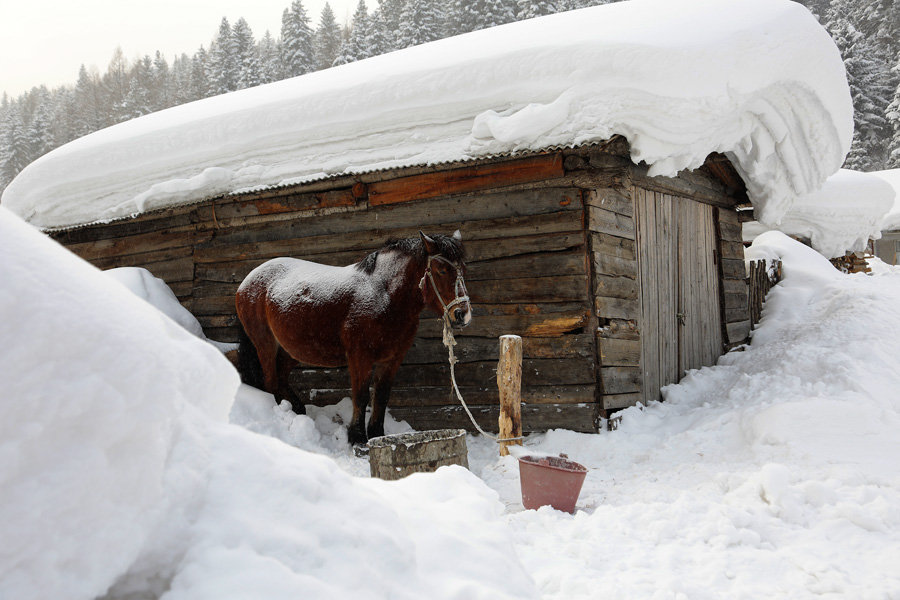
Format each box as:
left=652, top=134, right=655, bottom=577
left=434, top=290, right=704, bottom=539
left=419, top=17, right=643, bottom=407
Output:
left=0, top=207, right=537, bottom=600
left=4, top=0, right=850, bottom=238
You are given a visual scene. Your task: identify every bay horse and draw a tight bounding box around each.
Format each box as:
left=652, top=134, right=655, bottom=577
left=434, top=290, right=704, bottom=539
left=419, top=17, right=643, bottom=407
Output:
left=235, top=231, right=471, bottom=445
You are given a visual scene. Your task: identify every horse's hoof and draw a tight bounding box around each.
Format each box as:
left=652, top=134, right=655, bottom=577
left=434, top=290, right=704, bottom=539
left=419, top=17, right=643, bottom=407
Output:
left=353, top=444, right=370, bottom=458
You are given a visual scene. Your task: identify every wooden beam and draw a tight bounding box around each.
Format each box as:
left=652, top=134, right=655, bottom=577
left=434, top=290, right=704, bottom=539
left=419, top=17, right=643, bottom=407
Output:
left=367, top=153, right=564, bottom=206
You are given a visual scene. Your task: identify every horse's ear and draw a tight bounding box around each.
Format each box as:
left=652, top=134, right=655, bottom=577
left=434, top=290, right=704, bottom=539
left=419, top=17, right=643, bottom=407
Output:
left=419, top=231, right=437, bottom=254
left=452, top=229, right=462, bottom=241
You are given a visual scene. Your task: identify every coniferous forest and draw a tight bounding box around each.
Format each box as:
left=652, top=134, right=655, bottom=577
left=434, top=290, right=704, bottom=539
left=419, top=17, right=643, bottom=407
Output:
left=2, top=0, right=899, bottom=197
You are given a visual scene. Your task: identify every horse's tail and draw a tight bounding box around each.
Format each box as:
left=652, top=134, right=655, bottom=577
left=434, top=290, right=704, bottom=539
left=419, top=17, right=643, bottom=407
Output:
left=236, top=320, right=265, bottom=389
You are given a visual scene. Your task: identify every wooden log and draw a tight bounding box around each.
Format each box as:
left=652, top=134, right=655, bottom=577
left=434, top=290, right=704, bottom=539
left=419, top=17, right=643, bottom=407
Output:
left=601, top=393, right=641, bottom=410
left=302, top=384, right=597, bottom=407
left=384, top=403, right=598, bottom=434
left=588, top=206, right=636, bottom=240
left=600, top=366, right=641, bottom=394
left=497, top=335, right=523, bottom=456
left=367, top=153, right=565, bottom=206
left=594, top=296, right=640, bottom=320
left=598, top=337, right=641, bottom=366
left=586, top=188, right=633, bottom=217
left=591, top=232, right=636, bottom=261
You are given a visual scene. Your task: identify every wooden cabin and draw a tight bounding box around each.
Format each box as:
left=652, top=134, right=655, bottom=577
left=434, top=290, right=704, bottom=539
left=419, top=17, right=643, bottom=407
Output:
left=49, top=137, right=751, bottom=433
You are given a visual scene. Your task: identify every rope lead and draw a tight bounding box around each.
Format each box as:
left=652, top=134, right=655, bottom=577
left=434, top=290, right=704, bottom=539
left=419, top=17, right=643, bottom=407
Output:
left=441, top=315, right=525, bottom=444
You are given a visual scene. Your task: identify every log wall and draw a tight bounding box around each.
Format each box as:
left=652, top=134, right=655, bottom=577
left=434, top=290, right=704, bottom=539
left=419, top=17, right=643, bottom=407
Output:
left=49, top=145, right=750, bottom=431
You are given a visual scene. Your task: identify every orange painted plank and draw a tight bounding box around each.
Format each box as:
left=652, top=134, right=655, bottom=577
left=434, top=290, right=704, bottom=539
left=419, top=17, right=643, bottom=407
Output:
left=368, top=154, right=564, bottom=206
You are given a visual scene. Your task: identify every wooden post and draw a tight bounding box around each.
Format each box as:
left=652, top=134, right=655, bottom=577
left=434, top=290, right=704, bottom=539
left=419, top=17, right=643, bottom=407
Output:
left=497, top=335, right=523, bottom=456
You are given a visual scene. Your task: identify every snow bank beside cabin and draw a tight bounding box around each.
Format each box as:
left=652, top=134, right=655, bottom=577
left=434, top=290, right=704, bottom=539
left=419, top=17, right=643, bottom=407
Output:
left=0, top=206, right=536, bottom=600
left=4, top=0, right=849, bottom=236
left=105, top=266, right=236, bottom=352
left=742, top=169, right=895, bottom=258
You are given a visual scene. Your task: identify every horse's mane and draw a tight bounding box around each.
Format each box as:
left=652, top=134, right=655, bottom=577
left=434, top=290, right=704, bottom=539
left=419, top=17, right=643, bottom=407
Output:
left=355, top=235, right=464, bottom=275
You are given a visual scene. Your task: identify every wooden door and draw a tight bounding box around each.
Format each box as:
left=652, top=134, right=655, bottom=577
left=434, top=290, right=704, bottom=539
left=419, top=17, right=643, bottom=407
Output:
left=634, top=188, right=722, bottom=404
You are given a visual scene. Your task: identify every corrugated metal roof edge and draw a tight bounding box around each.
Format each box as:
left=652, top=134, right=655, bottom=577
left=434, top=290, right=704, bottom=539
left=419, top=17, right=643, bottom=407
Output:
left=40, top=144, right=588, bottom=233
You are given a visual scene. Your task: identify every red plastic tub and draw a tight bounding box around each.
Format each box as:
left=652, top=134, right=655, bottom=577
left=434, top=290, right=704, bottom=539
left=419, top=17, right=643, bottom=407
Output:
left=518, top=454, right=588, bottom=513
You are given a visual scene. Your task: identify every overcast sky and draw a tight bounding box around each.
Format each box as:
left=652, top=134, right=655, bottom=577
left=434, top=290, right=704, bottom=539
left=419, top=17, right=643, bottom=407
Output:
left=0, top=0, right=359, bottom=97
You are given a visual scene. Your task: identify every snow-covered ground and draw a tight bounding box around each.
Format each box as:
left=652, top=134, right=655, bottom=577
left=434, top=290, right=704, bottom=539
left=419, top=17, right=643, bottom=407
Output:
left=4, top=0, right=855, bottom=244
left=4, top=203, right=900, bottom=599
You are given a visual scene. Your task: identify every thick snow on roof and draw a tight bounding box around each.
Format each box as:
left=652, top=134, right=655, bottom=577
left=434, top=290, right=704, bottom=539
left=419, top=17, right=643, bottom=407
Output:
left=871, top=169, right=900, bottom=231
left=2, top=0, right=851, bottom=230
left=743, top=169, right=895, bottom=258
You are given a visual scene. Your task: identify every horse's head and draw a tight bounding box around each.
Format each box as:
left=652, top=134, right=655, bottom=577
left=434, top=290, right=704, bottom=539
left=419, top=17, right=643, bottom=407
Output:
left=419, top=230, right=472, bottom=328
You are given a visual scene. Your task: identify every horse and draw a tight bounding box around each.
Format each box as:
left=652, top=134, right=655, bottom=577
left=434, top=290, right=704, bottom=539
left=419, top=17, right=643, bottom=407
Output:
left=235, top=230, right=472, bottom=446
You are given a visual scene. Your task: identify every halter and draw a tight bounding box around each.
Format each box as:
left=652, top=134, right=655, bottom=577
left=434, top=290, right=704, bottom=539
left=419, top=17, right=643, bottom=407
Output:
left=419, top=255, right=470, bottom=322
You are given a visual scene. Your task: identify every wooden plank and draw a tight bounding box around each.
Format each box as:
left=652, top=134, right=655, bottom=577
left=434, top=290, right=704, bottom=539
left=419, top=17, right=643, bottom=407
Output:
left=468, top=274, right=588, bottom=304
left=404, top=334, right=596, bottom=364
left=586, top=188, right=633, bottom=217
left=726, top=320, right=751, bottom=344
left=367, top=153, right=565, bottom=206
left=595, top=296, right=640, bottom=320
left=593, top=252, right=637, bottom=278
left=194, top=209, right=584, bottom=265
left=141, top=256, right=194, bottom=283
left=602, top=393, right=642, bottom=410
left=591, top=232, right=636, bottom=261
left=600, top=366, right=641, bottom=394
left=303, top=385, right=597, bottom=407
left=201, top=187, right=581, bottom=250
left=721, top=258, right=745, bottom=279
left=382, top=403, right=597, bottom=434
left=594, top=274, right=638, bottom=300
left=418, top=308, right=590, bottom=338
left=90, top=246, right=193, bottom=269
left=466, top=251, right=585, bottom=281
left=720, top=240, right=744, bottom=260
left=588, top=206, right=635, bottom=240
left=195, top=187, right=361, bottom=222
left=66, top=229, right=208, bottom=261
left=598, top=337, right=641, bottom=366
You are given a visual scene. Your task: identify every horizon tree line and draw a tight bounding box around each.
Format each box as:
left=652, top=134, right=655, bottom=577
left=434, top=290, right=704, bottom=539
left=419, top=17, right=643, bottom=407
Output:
left=2, top=0, right=900, bottom=196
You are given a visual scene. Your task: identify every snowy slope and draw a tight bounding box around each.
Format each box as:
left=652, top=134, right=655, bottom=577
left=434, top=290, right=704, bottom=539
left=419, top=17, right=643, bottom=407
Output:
left=4, top=0, right=850, bottom=238
left=0, top=207, right=536, bottom=600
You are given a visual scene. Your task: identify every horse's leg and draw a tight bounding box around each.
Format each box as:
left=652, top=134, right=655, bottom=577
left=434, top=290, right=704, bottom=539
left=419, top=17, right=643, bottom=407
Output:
left=367, top=360, right=401, bottom=440
left=346, top=354, right=374, bottom=446
left=276, top=347, right=304, bottom=414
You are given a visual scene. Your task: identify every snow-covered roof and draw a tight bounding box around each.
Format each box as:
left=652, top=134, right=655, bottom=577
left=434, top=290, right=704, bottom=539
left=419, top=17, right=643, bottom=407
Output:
left=742, top=169, right=896, bottom=258
left=2, top=0, right=851, bottom=231
left=871, top=169, right=900, bottom=231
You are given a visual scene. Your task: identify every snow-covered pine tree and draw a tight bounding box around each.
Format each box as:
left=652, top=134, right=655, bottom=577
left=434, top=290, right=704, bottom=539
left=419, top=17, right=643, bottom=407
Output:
left=233, top=18, right=260, bottom=90
left=516, top=0, right=558, bottom=21
left=190, top=46, right=210, bottom=101
left=396, top=0, right=445, bottom=48
left=315, top=3, right=344, bottom=70
left=366, top=9, right=392, bottom=57
left=334, top=0, right=371, bottom=65
left=72, top=65, right=104, bottom=138
left=124, top=56, right=154, bottom=119
left=171, top=53, right=196, bottom=105
left=258, top=31, right=284, bottom=84
left=103, top=47, right=130, bottom=125
left=152, top=51, right=172, bottom=110
left=888, top=56, right=900, bottom=168
left=282, top=0, right=316, bottom=77
left=377, top=0, right=405, bottom=49
left=828, top=17, right=892, bottom=170
left=0, top=101, right=30, bottom=185
left=207, top=18, right=239, bottom=95
left=27, top=87, right=56, bottom=160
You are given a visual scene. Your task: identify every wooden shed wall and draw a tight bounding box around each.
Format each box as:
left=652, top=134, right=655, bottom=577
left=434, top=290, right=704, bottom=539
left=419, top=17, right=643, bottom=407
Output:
left=49, top=146, right=750, bottom=433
